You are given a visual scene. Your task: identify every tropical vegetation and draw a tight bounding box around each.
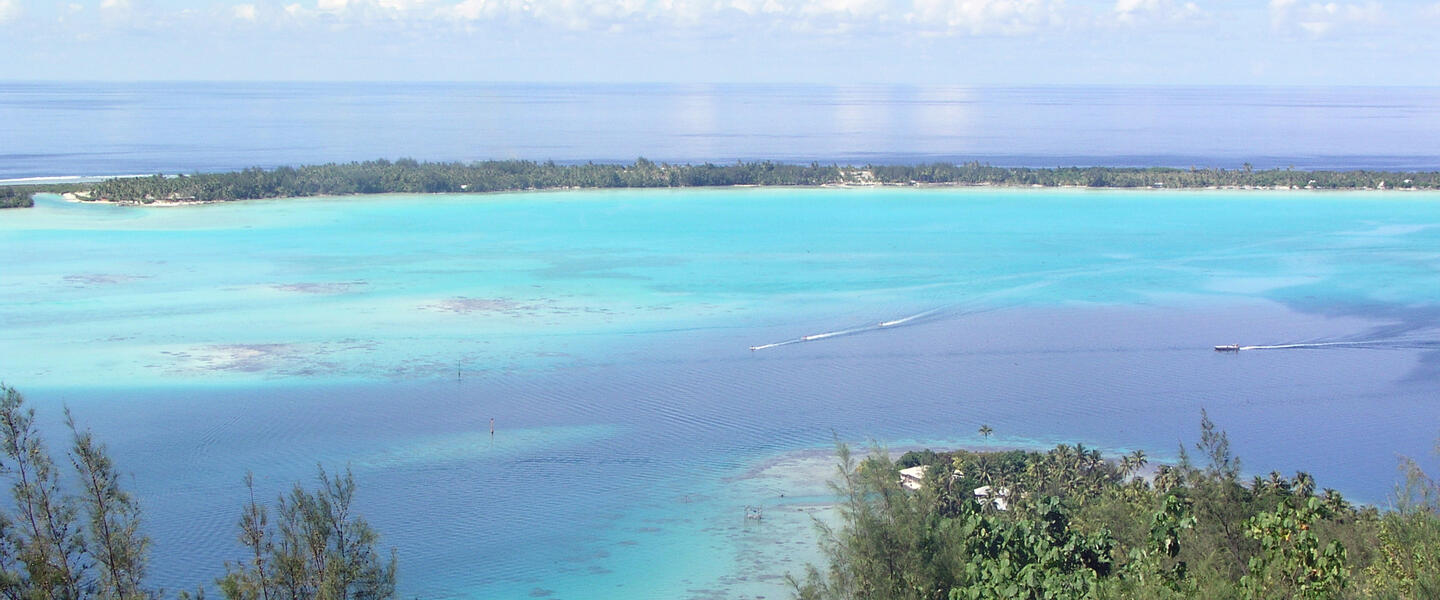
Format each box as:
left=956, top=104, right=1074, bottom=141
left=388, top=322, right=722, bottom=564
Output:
left=794, top=414, right=1440, bottom=599
left=4, top=160, right=1434, bottom=206
left=0, top=187, right=33, bottom=209
left=4, top=377, right=1437, bottom=600
left=0, top=384, right=396, bottom=600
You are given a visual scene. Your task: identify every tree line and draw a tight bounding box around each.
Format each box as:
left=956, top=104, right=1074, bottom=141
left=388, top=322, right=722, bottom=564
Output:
left=0, top=385, right=396, bottom=600
left=794, top=414, right=1440, bottom=599
left=14, top=159, right=1432, bottom=205
left=0, top=188, right=34, bottom=209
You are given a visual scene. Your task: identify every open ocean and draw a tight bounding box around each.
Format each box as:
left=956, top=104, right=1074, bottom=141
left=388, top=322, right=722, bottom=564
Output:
left=4, top=82, right=1440, bottom=180
left=2, top=84, right=1440, bottom=599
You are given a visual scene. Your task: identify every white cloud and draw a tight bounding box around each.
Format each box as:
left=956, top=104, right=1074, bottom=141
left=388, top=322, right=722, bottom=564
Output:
left=100, top=0, right=129, bottom=10
left=1115, top=0, right=1156, bottom=14
left=192, top=0, right=1406, bottom=41
left=728, top=0, right=787, bottom=14
left=446, top=0, right=492, bottom=21
left=800, top=0, right=888, bottom=17
left=434, top=0, right=1066, bottom=35
left=233, top=3, right=258, bottom=21
left=375, top=0, right=429, bottom=10
left=0, top=0, right=20, bottom=24
left=907, top=0, right=1063, bottom=35
left=280, top=0, right=432, bottom=23
left=1269, top=0, right=1384, bottom=36
left=1113, top=0, right=1203, bottom=25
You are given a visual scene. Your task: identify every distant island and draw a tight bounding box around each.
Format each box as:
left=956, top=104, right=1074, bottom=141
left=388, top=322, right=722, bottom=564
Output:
left=4, top=158, right=1439, bottom=207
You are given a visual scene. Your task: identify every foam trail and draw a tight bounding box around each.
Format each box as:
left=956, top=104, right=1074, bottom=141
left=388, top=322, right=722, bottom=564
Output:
left=801, top=327, right=866, bottom=342
left=748, top=341, right=796, bottom=351
left=1240, top=340, right=1398, bottom=351
left=750, top=308, right=943, bottom=351
left=748, top=254, right=1122, bottom=354
left=878, top=308, right=944, bottom=328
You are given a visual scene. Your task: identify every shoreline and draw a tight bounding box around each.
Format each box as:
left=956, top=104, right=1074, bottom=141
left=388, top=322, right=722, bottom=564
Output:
left=7, top=158, right=1439, bottom=208
left=712, top=439, right=1169, bottom=597
left=58, top=191, right=227, bottom=208
left=31, top=180, right=1440, bottom=210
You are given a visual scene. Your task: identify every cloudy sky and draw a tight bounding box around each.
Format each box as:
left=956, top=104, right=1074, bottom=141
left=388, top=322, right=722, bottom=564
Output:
left=0, top=0, right=1435, bottom=84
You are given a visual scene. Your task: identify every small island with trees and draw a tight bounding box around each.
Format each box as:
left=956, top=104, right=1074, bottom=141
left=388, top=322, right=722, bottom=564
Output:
left=2, top=159, right=1438, bottom=208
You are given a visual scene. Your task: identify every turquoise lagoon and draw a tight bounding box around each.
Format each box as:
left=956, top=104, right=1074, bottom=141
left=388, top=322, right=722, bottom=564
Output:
left=2, top=188, right=1440, bottom=598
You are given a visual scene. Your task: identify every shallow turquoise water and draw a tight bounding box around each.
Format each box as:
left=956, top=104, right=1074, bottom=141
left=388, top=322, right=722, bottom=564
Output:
left=2, top=188, right=1439, bottom=598
left=8, top=188, right=1439, bottom=387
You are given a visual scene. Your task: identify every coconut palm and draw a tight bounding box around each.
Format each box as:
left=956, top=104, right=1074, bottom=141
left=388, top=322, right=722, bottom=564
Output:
left=1128, top=449, right=1147, bottom=471
left=978, top=424, right=993, bottom=440
left=1293, top=471, right=1316, bottom=498
left=1053, top=444, right=1077, bottom=469
left=1266, top=470, right=1291, bottom=495
left=1154, top=465, right=1181, bottom=493
left=1321, top=488, right=1349, bottom=515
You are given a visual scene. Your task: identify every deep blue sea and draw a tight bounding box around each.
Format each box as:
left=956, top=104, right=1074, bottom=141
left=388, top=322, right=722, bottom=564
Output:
left=3, top=83, right=1440, bottom=180
left=2, top=84, right=1440, bottom=599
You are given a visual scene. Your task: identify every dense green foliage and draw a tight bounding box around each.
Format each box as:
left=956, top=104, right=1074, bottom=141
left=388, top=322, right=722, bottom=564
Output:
left=868, top=163, right=1440, bottom=191
left=795, top=414, right=1440, bottom=599
left=70, top=159, right=1440, bottom=204
left=0, top=188, right=33, bottom=209
left=85, top=159, right=839, bottom=203
left=0, top=385, right=396, bottom=600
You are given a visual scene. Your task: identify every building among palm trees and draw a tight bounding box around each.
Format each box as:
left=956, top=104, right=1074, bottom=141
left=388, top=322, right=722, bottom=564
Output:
left=973, top=485, right=1010, bottom=511
left=899, top=465, right=929, bottom=490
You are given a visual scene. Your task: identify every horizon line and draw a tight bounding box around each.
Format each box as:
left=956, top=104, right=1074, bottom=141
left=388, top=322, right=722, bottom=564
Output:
left=3, top=79, right=1440, bottom=90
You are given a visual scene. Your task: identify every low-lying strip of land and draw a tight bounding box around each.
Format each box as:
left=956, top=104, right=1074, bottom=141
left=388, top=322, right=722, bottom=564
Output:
left=4, top=159, right=1439, bottom=207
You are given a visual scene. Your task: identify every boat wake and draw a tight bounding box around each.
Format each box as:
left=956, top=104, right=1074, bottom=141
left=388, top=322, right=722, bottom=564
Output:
left=1240, top=341, right=1370, bottom=350
left=749, top=309, right=945, bottom=351
left=1231, top=339, right=1440, bottom=352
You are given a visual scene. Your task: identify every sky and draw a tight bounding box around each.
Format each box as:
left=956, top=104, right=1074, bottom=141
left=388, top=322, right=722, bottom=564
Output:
left=0, top=0, right=1436, bottom=84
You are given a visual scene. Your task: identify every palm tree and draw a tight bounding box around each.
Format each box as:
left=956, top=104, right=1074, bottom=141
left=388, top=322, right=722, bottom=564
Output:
left=1070, top=443, right=1102, bottom=473
left=1119, top=455, right=1136, bottom=479
left=974, top=457, right=998, bottom=486
left=1154, top=465, right=1181, bottom=493
left=1119, top=449, right=1147, bottom=480
left=1266, top=471, right=1290, bottom=495
left=1321, top=488, right=1348, bottom=516
left=1052, top=444, right=1077, bottom=471
left=1128, top=449, right=1147, bottom=471
left=978, top=424, right=993, bottom=440
left=1293, top=471, right=1316, bottom=498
